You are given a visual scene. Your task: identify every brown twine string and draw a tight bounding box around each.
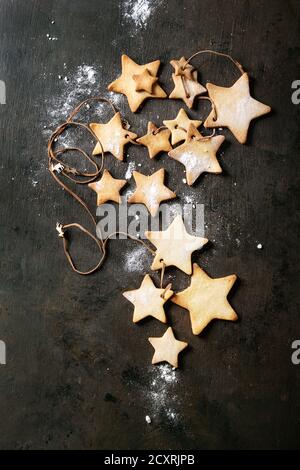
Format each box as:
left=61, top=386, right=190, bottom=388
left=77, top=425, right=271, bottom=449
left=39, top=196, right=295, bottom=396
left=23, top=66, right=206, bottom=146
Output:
left=152, top=125, right=168, bottom=135
left=179, top=50, right=244, bottom=119
left=48, top=96, right=166, bottom=281
left=184, top=49, right=245, bottom=75
left=195, top=129, right=216, bottom=141
left=55, top=224, right=156, bottom=276
left=198, top=96, right=218, bottom=121
left=180, top=75, right=191, bottom=99
left=159, top=262, right=171, bottom=299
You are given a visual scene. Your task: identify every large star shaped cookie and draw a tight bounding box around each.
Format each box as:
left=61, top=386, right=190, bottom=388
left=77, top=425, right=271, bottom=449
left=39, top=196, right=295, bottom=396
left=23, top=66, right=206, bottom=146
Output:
left=90, top=112, right=137, bottom=161
left=168, top=124, right=225, bottom=185
left=169, top=57, right=206, bottom=108
left=88, top=169, right=126, bottom=206
left=108, top=55, right=167, bottom=112
left=145, top=215, right=208, bottom=274
left=172, top=263, right=238, bottom=335
left=136, top=122, right=172, bottom=159
left=163, top=108, right=202, bottom=146
left=128, top=169, right=176, bottom=217
left=148, top=327, right=188, bottom=368
left=123, top=274, right=173, bottom=324
left=204, top=73, right=271, bottom=143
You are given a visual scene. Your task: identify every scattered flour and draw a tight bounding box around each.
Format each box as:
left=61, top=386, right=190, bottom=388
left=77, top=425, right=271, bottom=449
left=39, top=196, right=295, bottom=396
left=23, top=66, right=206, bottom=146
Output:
left=121, top=0, right=163, bottom=36
left=44, top=64, right=100, bottom=129
left=125, top=161, right=136, bottom=179
left=145, top=364, right=180, bottom=422
left=124, top=245, right=151, bottom=272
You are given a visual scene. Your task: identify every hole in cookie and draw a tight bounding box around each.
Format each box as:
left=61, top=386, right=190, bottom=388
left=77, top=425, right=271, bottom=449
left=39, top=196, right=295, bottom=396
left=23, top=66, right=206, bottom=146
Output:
left=125, top=134, right=130, bottom=138
left=159, top=258, right=164, bottom=263
left=174, top=125, right=179, bottom=129
left=186, top=93, right=190, bottom=98
left=212, top=117, right=217, bottom=122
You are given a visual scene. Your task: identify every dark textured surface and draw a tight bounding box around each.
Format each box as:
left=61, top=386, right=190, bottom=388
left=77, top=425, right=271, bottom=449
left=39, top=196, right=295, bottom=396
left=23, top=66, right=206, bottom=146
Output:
left=0, top=0, right=299, bottom=450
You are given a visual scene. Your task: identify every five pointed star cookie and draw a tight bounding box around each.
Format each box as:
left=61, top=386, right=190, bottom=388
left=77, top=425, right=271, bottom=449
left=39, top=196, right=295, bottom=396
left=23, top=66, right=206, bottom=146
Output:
left=88, top=169, right=126, bottom=206
left=172, top=263, right=238, bottom=335
left=169, top=56, right=206, bottom=108
left=204, top=72, right=271, bottom=144
left=168, top=124, right=225, bottom=185
left=145, top=214, right=208, bottom=274
left=108, top=55, right=167, bottom=112
left=136, top=122, right=172, bottom=159
left=170, top=56, right=195, bottom=81
left=90, top=112, right=137, bottom=161
left=133, top=69, right=158, bottom=93
left=123, top=274, right=173, bottom=324
left=148, top=326, right=188, bottom=368
left=163, top=108, right=202, bottom=146
left=128, top=169, right=176, bottom=217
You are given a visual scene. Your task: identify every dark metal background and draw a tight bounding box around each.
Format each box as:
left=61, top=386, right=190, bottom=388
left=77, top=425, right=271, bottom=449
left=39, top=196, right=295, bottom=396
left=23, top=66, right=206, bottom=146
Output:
left=0, top=0, right=299, bottom=449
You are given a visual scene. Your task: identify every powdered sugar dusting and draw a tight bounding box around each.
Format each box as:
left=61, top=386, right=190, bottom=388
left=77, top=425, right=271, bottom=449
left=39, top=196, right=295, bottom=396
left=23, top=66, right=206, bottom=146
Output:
left=145, top=364, right=181, bottom=422
left=125, top=161, right=136, bottom=179
left=122, top=0, right=163, bottom=36
left=44, top=64, right=100, bottom=129
left=124, top=245, right=152, bottom=272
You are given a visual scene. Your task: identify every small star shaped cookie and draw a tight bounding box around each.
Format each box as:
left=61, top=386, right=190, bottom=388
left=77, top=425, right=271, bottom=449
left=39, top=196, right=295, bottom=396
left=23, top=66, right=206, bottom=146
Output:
left=204, top=72, right=271, bottom=143
left=169, top=57, right=206, bottom=108
left=171, top=56, right=195, bottom=81
left=136, top=122, right=172, bottom=159
left=133, top=69, right=158, bottom=93
left=88, top=169, right=126, bottom=206
left=148, top=327, right=188, bottom=368
left=163, top=108, right=202, bottom=146
left=90, top=112, right=137, bottom=161
left=108, top=54, right=167, bottom=112
left=168, top=124, right=225, bottom=185
left=123, top=274, right=173, bottom=324
left=145, top=214, right=208, bottom=274
left=128, top=169, right=176, bottom=217
left=172, top=263, right=238, bottom=335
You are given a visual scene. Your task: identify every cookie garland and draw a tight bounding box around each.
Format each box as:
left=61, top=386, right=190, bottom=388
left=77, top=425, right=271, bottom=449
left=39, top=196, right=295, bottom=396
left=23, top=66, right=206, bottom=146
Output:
left=48, top=50, right=271, bottom=369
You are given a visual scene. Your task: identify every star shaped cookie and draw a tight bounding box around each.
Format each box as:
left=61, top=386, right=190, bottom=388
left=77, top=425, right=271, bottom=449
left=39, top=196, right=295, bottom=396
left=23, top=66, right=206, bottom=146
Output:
left=168, top=124, right=225, bottom=185
left=204, top=72, right=271, bottom=144
left=148, top=327, right=188, bottom=368
left=90, top=112, right=137, bottom=161
left=123, top=274, right=173, bottom=324
left=163, top=108, right=202, bottom=146
left=169, top=57, right=206, bottom=108
left=145, top=214, right=208, bottom=274
left=171, top=56, right=195, bottom=81
left=136, top=122, right=172, bottom=159
left=108, top=55, right=167, bottom=112
left=88, top=169, right=126, bottom=206
left=172, top=263, right=238, bottom=335
left=133, top=69, right=158, bottom=93
left=128, top=169, right=176, bottom=217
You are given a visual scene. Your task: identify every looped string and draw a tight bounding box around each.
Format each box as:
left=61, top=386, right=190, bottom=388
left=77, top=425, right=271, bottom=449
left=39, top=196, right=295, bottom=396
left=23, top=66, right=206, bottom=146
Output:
left=55, top=224, right=157, bottom=276
left=56, top=222, right=106, bottom=275
left=48, top=120, right=104, bottom=227
left=48, top=96, right=159, bottom=276
left=184, top=49, right=245, bottom=75
left=198, top=96, right=218, bottom=122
